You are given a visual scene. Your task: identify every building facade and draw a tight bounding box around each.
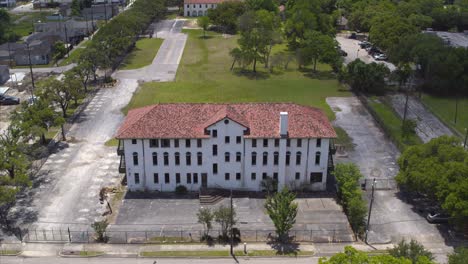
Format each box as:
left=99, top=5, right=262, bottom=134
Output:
left=183, top=0, right=224, bottom=17
left=0, top=0, right=15, bottom=7
left=116, top=103, right=336, bottom=192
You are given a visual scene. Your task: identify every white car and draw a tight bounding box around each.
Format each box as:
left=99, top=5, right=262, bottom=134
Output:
left=373, top=53, right=388, bottom=61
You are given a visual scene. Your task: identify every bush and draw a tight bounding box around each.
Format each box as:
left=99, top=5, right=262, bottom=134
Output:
left=175, top=185, right=188, bottom=195
left=389, top=239, right=434, bottom=264
left=91, top=220, right=109, bottom=242
left=402, top=119, right=417, bottom=139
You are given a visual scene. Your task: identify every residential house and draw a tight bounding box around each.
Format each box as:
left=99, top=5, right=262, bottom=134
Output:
left=13, top=40, right=53, bottom=65
left=116, top=103, right=336, bottom=192
left=0, top=43, right=23, bottom=66
left=0, top=65, right=9, bottom=84
left=0, top=0, right=15, bottom=7
left=34, top=19, right=97, bottom=45
left=82, top=4, right=119, bottom=21
left=183, top=0, right=226, bottom=17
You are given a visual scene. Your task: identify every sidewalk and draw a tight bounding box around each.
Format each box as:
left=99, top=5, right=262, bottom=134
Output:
left=0, top=241, right=394, bottom=258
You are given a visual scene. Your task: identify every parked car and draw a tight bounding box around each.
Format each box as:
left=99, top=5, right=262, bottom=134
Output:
left=426, top=212, right=450, bottom=224
left=0, top=94, right=20, bottom=105
left=359, top=41, right=371, bottom=49
left=349, top=33, right=357, bottom=39
left=373, top=53, right=388, bottom=61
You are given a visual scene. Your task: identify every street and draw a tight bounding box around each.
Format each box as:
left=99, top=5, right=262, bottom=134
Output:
left=6, top=20, right=187, bottom=237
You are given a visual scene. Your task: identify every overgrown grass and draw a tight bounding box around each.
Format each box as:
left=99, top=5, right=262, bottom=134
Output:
left=123, top=29, right=350, bottom=119
left=119, top=38, right=164, bottom=70
left=0, top=250, right=21, bottom=255
left=10, top=12, right=54, bottom=37
left=104, top=138, right=119, bottom=147
left=334, top=126, right=354, bottom=151
left=420, top=94, right=468, bottom=136
left=141, top=250, right=313, bottom=257
left=58, top=40, right=89, bottom=66
left=79, top=251, right=103, bottom=257
left=367, top=97, right=422, bottom=150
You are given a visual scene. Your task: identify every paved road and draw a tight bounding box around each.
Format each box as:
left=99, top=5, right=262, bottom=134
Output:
left=114, top=19, right=187, bottom=81
left=327, top=97, right=452, bottom=263
left=6, top=20, right=187, bottom=236
left=389, top=94, right=453, bottom=143
left=10, top=64, right=76, bottom=74
left=336, top=36, right=396, bottom=71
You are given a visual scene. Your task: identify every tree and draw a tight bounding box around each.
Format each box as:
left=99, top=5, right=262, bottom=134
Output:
left=369, top=15, right=418, bottom=52
left=319, top=246, right=433, bottom=264
left=71, top=62, right=93, bottom=92
left=91, top=219, right=109, bottom=242
left=214, top=205, right=236, bottom=240
left=52, top=41, right=67, bottom=66
left=260, top=176, right=277, bottom=196
left=38, top=77, right=73, bottom=118
left=402, top=119, right=417, bottom=139
left=299, top=30, right=339, bottom=71
left=246, top=0, right=277, bottom=12
left=344, top=59, right=389, bottom=94
left=0, top=126, right=31, bottom=186
left=207, top=1, right=246, bottom=33
left=265, top=188, right=298, bottom=242
left=11, top=99, right=65, bottom=145
left=448, top=247, right=468, bottom=264
left=71, top=0, right=83, bottom=16
left=197, top=16, right=210, bottom=38
left=229, top=47, right=244, bottom=70
left=393, top=63, right=412, bottom=90
left=197, top=208, right=214, bottom=239
left=64, top=71, right=86, bottom=106
left=389, top=239, right=434, bottom=264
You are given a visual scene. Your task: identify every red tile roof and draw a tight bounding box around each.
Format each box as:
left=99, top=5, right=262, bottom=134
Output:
left=184, top=0, right=228, bottom=4
left=116, top=103, right=336, bottom=139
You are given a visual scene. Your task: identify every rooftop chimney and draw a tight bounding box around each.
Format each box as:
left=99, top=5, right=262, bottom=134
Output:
left=280, top=112, right=288, bottom=137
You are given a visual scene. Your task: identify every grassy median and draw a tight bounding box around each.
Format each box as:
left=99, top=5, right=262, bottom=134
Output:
left=420, top=94, right=468, bottom=136
left=141, top=250, right=313, bottom=257
left=119, top=38, right=164, bottom=70
left=123, top=29, right=350, bottom=119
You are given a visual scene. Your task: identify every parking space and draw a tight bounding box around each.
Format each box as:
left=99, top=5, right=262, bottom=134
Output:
left=336, top=35, right=396, bottom=71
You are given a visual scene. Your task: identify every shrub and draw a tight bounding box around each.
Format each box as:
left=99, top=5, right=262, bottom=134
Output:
left=389, top=239, right=434, bottom=264
left=175, top=185, right=188, bottom=195
left=402, top=119, right=417, bottom=139
left=91, top=220, right=109, bottom=242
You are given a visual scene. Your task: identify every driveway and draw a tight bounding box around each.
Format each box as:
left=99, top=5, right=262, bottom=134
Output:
left=389, top=94, right=453, bottom=143
left=327, top=97, right=453, bottom=262
left=113, top=19, right=187, bottom=82
left=6, top=20, right=187, bottom=237
left=336, top=36, right=396, bottom=71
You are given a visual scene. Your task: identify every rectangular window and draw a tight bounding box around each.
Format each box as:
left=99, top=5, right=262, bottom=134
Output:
left=252, top=153, right=257, bottom=166
left=165, top=173, right=170, bottom=183
left=296, top=153, right=301, bottom=165
left=161, top=139, right=170, bottom=148
left=213, top=163, right=218, bottom=174
left=310, top=172, right=323, bottom=183
left=236, top=152, right=241, bottom=162
left=197, top=139, right=202, bottom=148
left=316, top=138, right=322, bottom=148
left=262, top=173, right=267, bottom=180
left=176, top=173, right=180, bottom=184
left=152, top=153, right=158, bottom=165
left=186, top=154, right=191, bottom=166
left=225, top=136, right=230, bottom=144
left=251, top=173, right=256, bottom=180
left=273, top=172, right=278, bottom=180
left=132, top=139, right=137, bottom=144
left=197, top=153, right=202, bottom=165
left=186, top=173, right=192, bottom=184
left=212, top=130, right=217, bottom=138
left=295, top=172, right=300, bottom=180
left=263, top=139, right=268, bottom=147
left=263, top=153, right=268, bottom=165
left=252, top=139, right=257, bottom=148
left=175, top=154, right=180, bottom=165
left=287, top=139, right=291, bottom=147
left=274, top=139, right=279, bottom=147
left=150, top=139, right=159, bottom=148
left=225, top=173, right=230, bottom=181
left=225, top=152, right=230, bottom=162
left=274, top=154, right=278, bottom=165
left=236, top=173, right=241, bottom=180
left=193, top=173, right=198, bottom=184
left=174, top=139, right=179, bottom=148
left=164, top=154, right=169, bottom=166
left=134, top=173, right=140, bottom=184
left=297, top=139, right=302, bottom=148
left=212, top=145, right=218, bottom=156
left=236, top=136, right=241, bottom=144
left=153, top=173, right=159, bottom=183
left=286, top=153, right=290, bottom=165
left=133, top=153, right=138, bottom=166
left=185, top=139, right=191, bottom=148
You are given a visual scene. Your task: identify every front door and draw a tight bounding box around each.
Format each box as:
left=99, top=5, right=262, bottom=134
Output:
left=201, top=173, right=208, bottom=188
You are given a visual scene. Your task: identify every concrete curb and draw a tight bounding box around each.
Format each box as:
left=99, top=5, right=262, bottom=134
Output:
left=59, top=251, right=104, bottom=258
left=0, top=251, right=22, bottom=256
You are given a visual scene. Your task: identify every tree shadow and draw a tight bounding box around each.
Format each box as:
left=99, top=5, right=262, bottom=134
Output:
left=302, top=69, right=337, bottom=80
left=232, top=69, right=270, bottom=80
left=198, top=35, right=214, bottom=40
left=267, top=236, right=300, bottom=256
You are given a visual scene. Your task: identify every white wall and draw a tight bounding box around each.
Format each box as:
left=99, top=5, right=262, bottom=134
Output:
left=183, top=3, right=217, bottom=17
left=122, top=118, right=331, bottom=192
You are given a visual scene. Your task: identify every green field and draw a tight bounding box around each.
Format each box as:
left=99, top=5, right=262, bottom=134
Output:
left=368, top=97, right=422, bottom=150
left=421, top=94, right=468, bottom=136
left=123, top=30, right=350, bottom=119
left=10, top=12, right=54, bottom=37
left=119, top=38, right=164, bottom=70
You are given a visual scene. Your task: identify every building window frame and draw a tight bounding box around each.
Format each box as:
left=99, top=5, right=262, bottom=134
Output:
left=186, top=152, right=191, bottom=166
left=133, top=152, right=138, bottom=166
left=134, top=173, right=140, bottom=184
left=152, top=152, right=158, bottom=165
left=164, top=152, right=169, bottom=166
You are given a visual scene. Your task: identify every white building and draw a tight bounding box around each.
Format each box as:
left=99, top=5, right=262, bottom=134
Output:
left=183, top=0, right=224, bottom=17
left=116, top=103, right=336, bottom=192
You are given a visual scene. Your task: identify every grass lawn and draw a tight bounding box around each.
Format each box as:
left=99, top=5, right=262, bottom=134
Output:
left=123, top=29, right=350, bottom=119
left=119, top=38, right=164, bottom=70
left=10, top=12, right=54, bottom=37
left=140, top=250, right=313, bottom=257
left=0, top=250, right=21, bottom=256
left=104, top=138, right=119, bottom=147
left=58, top=40, right=89, bottom=66
left=420, top=94, right=468, bottom=136
left=368, top=97, right=422, bottom=150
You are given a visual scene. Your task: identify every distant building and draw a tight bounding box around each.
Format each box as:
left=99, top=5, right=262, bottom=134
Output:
left=0, top=65, right=9, bottom=84
left=423, top=30, right=468, bottom=48
left=116, top=103, right=336, bottom=192
left=184, top=0, right=226, bottom=17
left=0, top=0, right=15, bottom=7
left=0, top=33, right=60, bottom=66
left=34, top=18, right=96, bottom=45
left=82, top=4, right=119, bottom=21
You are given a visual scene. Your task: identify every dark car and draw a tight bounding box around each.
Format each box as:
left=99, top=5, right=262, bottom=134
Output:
left=426, top=212, right=450, bottom=224
left=359, top=41, right=371, bottom=49
left=0, top=94, right=20, bottom=105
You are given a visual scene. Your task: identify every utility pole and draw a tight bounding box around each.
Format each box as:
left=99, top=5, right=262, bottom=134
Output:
left=230, top=188, right=234, bottom=256
left=365, top=178, right=376, bottom=244
left=26, top=42, right=36, bottom=98
left=402, top=91, right=409, bottom=125
left=7, top=41, right=12, bottom=67
left=454, top=96, right=459, bottom=124
left=104, top=1, right=108, bottom=23
left=464, top=128, right=467, bottom=149
left=64, top=23, right=69, bottom=58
